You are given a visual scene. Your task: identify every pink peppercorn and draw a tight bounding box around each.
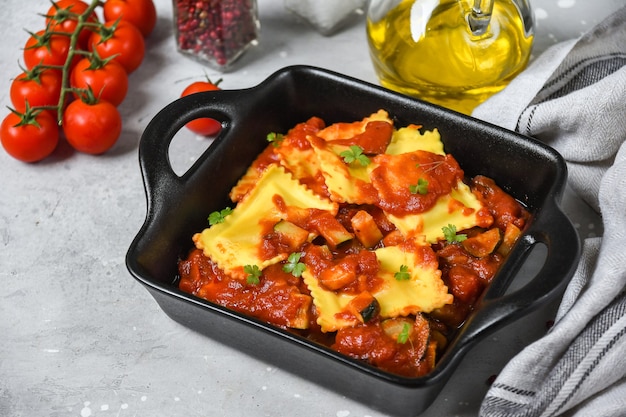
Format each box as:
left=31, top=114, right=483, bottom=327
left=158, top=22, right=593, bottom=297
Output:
left=173, top=0, right=259, bottom=69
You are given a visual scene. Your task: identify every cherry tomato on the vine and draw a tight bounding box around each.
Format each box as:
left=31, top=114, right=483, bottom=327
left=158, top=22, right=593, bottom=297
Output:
left=23, top=30, right=74, bottom=69
left=103, top=0, right=157, bottom=37
left=10, top=68, right=63, bottom=114
left=62, top=99, right=122, bottom=154
left=181, top=79, right=223, bottom=136
left=70, top=56, right=128, bottom=106
left=45, top=0, right=99, bottom=50
left=1, top=108, right=59, bottom=163
left=88, top=20, right=145, bottom=73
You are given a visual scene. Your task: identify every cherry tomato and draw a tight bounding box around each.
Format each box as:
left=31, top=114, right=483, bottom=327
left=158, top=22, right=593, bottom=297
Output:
left=103, top=0, right=157, bottom=37
left=45, top=0, right=99, bottom=50
left=88, top=20, right=145, bottom=73
left=62, top=99, right=122, bottom=154
left=70, top=56, right=128, bottom=106
left=181, top=79, right=223, bottom=136
left=1, top=109, right=59, bottom=163
left=10, top=68, right=63, bottom=114
left=23, top=30, right=73, bottom=69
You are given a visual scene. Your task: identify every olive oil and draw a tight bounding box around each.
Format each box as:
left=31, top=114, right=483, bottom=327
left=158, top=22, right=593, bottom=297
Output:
left=366, top=0, right=534, bottom=114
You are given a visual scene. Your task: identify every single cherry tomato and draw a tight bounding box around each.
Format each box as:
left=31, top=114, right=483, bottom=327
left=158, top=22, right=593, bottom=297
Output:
left=181, top=79, right=223, bottom=136
left=103, top=0, right=157, bottom=37
left=70, top=56, right=128, bottom=106
left=23, top=30, right=73, bottom=69
left=62, top=98, right=122, bottom=154
left=10, top=67, right=63, bottom=114
left=45, top=0, right=99, bottom=50
left=1, top=108, right=59, bottom=163
left=88, top=20, right=145, bottom=73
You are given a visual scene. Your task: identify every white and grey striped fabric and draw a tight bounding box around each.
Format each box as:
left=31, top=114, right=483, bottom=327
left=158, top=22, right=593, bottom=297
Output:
left=472, top=6, right=626, bottom=417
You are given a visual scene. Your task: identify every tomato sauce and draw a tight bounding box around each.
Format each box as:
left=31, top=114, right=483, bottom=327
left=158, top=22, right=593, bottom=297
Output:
left=332, top=315, right=435, bottom=377
left=179, top=252, right=311, bottom=329
left=329, top=120, right=394, bottom=154
left=287, top=116, right=326, bottom=150
left=177, top=117, right=530, bottom=378
left=371, top=152, right=465, bottom=216
left=472, top=175, right=530, bottom=230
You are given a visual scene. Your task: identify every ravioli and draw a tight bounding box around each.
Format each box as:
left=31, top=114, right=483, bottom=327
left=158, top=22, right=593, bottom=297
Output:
left=308, top=137, right=378, bottom=205
left=316, top=109, right=392, bottom=142
left=193, top=111, right=490, bottom=331
left=386, top=182, right=485, bottom=243
left=304, top=242, right=453, bottom=333
left=193, top=165, right=337, bottom=280
left=311, top=122, right=484, bottom=244
left=179, top=110, right=532, bottom=379
left=385, top=126, right=444, bottom=156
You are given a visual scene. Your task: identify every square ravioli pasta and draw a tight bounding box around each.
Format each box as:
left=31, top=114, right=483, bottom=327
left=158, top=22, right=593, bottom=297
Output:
left=178, top=110, right=530, bottom=377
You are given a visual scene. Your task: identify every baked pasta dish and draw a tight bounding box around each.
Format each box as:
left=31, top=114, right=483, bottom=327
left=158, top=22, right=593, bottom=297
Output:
left=177, top=110, right=530, bottom=377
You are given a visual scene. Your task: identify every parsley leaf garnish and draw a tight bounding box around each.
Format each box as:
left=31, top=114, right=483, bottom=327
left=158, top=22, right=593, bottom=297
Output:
left=283, top=252, right=306, bottom=277
left=340, top=145, right=371, bottom=166
left=409, top=178, right=429, bottom=195
left=208, top=207, right=233, bottom=225
left=394, top=265, right=411, bottom=281
left=244, top=264, right=262, bottom=285
left=442, top=224, right=467, bottom=243
left=397, top=322, right=411, bottom=344
left=266, top=132, right=284, bottom=147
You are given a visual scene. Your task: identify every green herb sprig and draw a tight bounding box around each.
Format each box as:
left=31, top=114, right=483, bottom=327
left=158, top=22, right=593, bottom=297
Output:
left=394, top=265, right=411, bottom=281
left=244, top=264, right=262, bottom=285
left=266, top=132, right=284, bottom=147
left=442, top=224, right=467, bottom=243
left=340, top=145, right=370, bottom=166
left=208, top=207, right=233, bottom=225
left=283, top=252, right=306, bottom=277
left=397, top=322, right=411, bottom=344
left=409, top=178, right=429, bottom=195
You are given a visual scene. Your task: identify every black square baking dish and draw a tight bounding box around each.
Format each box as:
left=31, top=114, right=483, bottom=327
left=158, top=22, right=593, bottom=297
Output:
left=126, top=65, right=580, bottom=417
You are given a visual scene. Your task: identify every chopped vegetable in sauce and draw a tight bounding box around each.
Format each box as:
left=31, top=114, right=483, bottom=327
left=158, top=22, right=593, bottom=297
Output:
left=178, top=110, right=530, bottom=377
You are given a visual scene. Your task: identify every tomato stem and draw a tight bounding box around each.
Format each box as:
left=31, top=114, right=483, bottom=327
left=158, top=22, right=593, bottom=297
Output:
left=56, top=0, right=101, bottom=122
left=28, top=0, right=104, bottom=125
left=7, top=102, right=43, bottom=128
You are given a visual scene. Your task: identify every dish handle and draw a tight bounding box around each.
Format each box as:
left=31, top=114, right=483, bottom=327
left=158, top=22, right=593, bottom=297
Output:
left=138, top=92, right=236, bottom=214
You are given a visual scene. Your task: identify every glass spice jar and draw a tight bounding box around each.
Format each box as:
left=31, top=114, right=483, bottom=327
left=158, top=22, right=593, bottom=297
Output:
left=173, top=0, right=260, bottom=70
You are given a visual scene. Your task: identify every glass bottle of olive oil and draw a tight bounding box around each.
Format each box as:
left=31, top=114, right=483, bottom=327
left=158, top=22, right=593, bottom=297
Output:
left=366, top=0, right=534, bottom=114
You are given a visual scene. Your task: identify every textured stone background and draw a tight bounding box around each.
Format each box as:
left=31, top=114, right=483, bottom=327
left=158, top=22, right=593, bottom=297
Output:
left=0, top=1, right=620, bottom=416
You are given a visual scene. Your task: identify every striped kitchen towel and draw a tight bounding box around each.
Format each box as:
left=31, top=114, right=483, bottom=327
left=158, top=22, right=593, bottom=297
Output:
left=472, top=6, right=626, bottom=417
